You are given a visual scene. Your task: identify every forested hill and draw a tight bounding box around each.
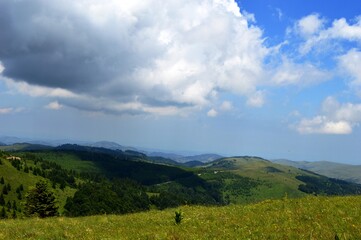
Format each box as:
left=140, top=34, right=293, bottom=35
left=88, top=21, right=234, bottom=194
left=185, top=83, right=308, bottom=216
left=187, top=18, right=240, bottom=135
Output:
left=0, top=145, right=361, bottom=219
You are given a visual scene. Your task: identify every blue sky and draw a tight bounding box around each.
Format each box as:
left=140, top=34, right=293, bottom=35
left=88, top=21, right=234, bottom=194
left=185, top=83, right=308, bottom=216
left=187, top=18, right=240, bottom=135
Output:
left=1, top=0, right=361, bottom=164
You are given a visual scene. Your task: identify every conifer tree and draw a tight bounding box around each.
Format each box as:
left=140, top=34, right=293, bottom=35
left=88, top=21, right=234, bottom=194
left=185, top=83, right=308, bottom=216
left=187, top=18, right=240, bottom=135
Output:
left=0, top=177, right=4, bottom=184
left=2, top=185, right=8, bottom=195
left=25, top=180, right=58, bottom=218
left=0, top=207, right=6, bottom=219
left=17, top=192, right=22, bottom=200
left=0, top=194, right=5, bottom=205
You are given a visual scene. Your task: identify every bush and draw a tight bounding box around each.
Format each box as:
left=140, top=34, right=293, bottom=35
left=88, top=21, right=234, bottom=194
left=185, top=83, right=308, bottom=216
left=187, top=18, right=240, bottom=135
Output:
left=175, top=210, right=183, bottom=225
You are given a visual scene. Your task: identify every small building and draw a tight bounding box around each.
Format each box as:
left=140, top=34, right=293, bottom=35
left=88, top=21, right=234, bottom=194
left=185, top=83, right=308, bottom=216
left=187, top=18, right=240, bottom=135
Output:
left=6, top=156, right=21, bottom=161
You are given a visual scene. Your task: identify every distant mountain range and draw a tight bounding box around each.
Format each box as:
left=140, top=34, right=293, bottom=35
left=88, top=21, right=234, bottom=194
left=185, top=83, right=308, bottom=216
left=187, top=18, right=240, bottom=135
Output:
left=273, top=159, right=361, bottom=184
left=87, top=141, right=137, bottom=152
left=0, top=136, right=222, bottom=164
left=146, top=152, right=223, bottom=163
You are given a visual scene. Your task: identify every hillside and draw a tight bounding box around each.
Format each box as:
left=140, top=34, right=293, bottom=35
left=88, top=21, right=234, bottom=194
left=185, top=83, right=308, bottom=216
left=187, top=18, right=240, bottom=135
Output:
left=0, top=143, right=53, bottom=151
left=0, top=195, right=360, bottom=239
left=20, top=149, right=361, bottom=204
left=1, top=146, right=361, bottom=218
left=198, top=156, right=361, bottom=203
left=0, top=152, right=76, bottom=217
left=274, top=159, right=361, bottom=184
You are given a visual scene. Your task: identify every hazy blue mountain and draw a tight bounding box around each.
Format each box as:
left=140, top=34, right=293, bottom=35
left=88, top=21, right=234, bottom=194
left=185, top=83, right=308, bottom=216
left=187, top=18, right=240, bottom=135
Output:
left=179, top=154, right=223, bottom=163
left=146, top=152, right=184, bottom=160
left=147, top=152, right=223, bottom=163
left=0, top=136, right=26, bottom=145
left=273, top=159, right=361, bottom=184
left=88, top=141, right=137, bottom=151
left=0, top=142, right=53, bottom=151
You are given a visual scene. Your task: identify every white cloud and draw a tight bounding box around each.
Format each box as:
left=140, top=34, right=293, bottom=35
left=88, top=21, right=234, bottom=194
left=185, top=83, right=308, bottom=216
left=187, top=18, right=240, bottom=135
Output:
left=0, top=0, right=269, bottom=115
left=0, top=62, right=4, bottom=74
left=0, top=107, right=23, bottom=114
left=220, top=101, right=233, bottom=111
left=299, top=16, right=361, bottom=54
left=0, top=108, right=13, bottom=114
left=207, top=108, right=218, bottom=117
left=271, top=57, right=331, bottom=86
left=2, top=78, right=77, bottom=98
left=296, top=116, right=352, bottom=134
left=295, top=97, right=361, bottom=134
left=275, top=8, right=283, bottom=21
left=338, top=49, right=361, bottom=87
left=45, top=101, right=63, bottom=110
left=297, top=14, right=324, bottom=37
left=246, top=91, right=265, bottom=107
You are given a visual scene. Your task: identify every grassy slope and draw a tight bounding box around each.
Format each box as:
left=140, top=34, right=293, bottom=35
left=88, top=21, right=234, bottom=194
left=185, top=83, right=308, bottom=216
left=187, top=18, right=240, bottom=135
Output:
left=0, top=196, right=360, bottom=239
left=19, top=151, right=100, bottom=173
left=274, top=159, right=361, bottom=184
left=0, top=154, right=76, bottom=215
left=200, top=157, right=312, bottom=203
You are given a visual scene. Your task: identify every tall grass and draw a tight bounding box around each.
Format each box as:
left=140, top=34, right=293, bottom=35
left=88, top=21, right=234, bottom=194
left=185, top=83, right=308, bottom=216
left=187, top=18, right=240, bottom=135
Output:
left=0, top=195, right=360, bottom=239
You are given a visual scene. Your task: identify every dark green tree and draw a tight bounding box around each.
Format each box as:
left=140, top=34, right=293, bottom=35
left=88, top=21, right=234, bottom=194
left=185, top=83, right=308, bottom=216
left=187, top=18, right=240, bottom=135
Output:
left=0, top=207, right=6, bottom=219
left=6, top=183, right=11, bottom=192
left=12, top=209, right=16, bottom=219
left=17, top=192, right=22, bottom=200
left=2, top=185, right=8, bottom=195
left=25, top=180, right=58, bottom=218
left=0, top=194, right=4, bottom=205
left=0, top=177, right=3, bottom=184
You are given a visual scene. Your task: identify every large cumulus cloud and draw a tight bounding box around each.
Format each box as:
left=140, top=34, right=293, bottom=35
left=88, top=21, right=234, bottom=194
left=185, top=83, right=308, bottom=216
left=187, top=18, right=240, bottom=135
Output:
left=0, top=0, right=269, bottom=115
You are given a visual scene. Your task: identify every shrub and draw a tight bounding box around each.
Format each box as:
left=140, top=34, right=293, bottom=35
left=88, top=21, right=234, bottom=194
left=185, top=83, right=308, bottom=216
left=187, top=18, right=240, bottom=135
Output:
left=175, top=210, right=184, bottom=225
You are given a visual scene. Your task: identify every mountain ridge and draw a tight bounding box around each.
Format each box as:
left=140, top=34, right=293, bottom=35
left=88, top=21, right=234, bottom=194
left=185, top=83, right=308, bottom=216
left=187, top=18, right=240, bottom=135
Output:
left=273, top=159, right=361, bottom=184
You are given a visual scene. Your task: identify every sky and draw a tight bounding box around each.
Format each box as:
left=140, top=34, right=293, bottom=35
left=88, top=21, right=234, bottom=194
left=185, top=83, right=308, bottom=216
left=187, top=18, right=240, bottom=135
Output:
left=1, top=0, right=361, bottom=164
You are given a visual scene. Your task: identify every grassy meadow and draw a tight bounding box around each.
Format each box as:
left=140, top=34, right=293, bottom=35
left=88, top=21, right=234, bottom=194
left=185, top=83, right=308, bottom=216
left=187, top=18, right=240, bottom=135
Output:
left=0, top=195, right=360, bottom=239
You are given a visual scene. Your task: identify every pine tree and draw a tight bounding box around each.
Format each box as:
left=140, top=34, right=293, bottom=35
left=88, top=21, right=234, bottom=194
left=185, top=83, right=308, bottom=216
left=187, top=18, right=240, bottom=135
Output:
left=12, top=209, right=16, bottom=219
left=0, top=194, right=5, bottom=205
left=25, top=180, right=58, bottom=218
left=0, top=177, right=4, bottom=184
left=7, top=183, right=11, bottom=192
left=17, top=192, right=22, bottom=200
left=2, top=185, right=8, bottom=195
left=0, top=207, right=6, bottom=219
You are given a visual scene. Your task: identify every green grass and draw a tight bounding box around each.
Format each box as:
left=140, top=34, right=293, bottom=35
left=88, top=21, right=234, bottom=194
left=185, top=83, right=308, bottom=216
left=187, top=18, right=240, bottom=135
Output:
left=0, top=195, right=360, bottom=239
left=0, top=154, right=76, bottom=216
left=18, top=152, right=100, bottom=173
left=199, top=157, right=312, bottom=203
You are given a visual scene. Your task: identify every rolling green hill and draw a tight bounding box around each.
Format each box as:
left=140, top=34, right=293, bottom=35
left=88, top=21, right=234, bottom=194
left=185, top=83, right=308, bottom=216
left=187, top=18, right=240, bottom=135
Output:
left=197, top=156, right=361, bottom=203
left=274, top=159, right=361, bottom=184
left=0, top=195, right=360, bottom=239
left=1, top=146, right=361, bottom=219
left=0, top=152, right=76, bottom=218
